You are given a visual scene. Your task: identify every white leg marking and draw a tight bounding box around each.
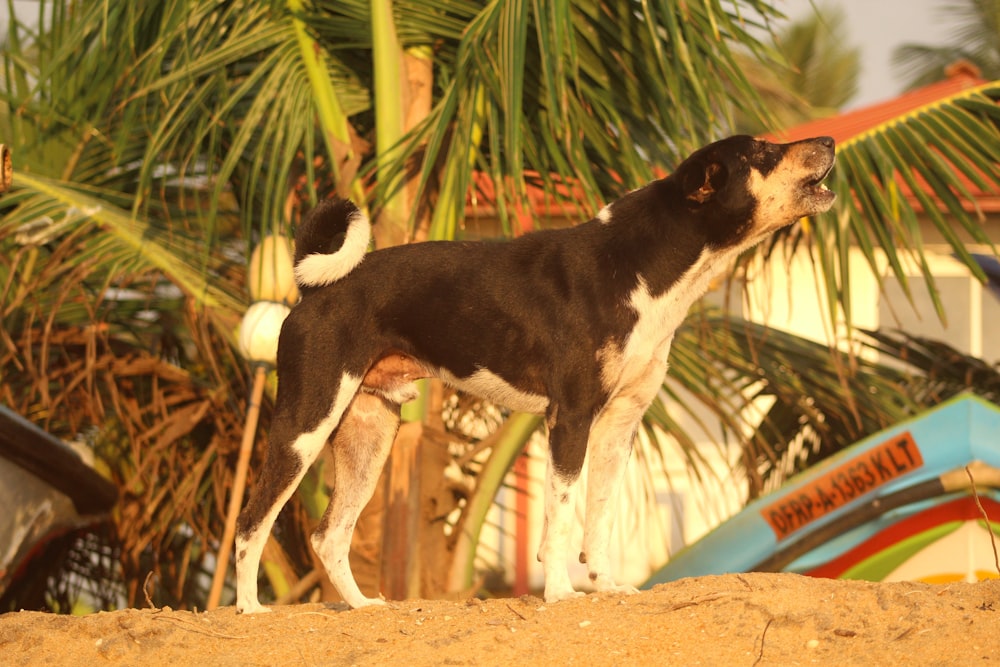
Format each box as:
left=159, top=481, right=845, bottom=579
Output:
left=580, top=401, right=646, bottom=596
left=585, top=342, right=670, bottom=597
left=235, top=372, right=362, bottom=614
left=235, top=529, right=274, bottom=614
left=311, top=393, right=399, bottom=608
left=538, top=453, right=585, bottom=603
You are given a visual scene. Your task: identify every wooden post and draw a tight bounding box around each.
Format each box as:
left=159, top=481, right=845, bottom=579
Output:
left=379, top=421, right=423, bottom=600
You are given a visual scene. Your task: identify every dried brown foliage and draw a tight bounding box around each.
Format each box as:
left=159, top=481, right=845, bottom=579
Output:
left=0, top=228, right=273, bottom=608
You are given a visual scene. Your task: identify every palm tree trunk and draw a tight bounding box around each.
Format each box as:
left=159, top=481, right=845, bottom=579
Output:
left=355, top=0, right=441, bottom=602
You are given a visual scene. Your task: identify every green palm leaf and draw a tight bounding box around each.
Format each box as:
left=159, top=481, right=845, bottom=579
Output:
left=3, top=173, right=245, bottom=327
left=648, top=308, right=923, bottom=500
left=375, top=0, right=785, bottom=235
left=780, top=82, right=1000, bottom=327
left=892, top=0, right=1000, bottom=89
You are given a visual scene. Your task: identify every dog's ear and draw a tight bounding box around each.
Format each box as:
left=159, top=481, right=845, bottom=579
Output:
left=685, top=161, right=725, bottom=204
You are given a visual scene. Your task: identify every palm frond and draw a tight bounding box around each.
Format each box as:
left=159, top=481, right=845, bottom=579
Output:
left=775, top=3, right=859, bottom=111
left=649, top=308, right=922, bottom=500
left=774, top=82, right=1000, bottom=328
left=644, top=304, right=1000, bottom=504
left=4, top=175, right=244, bottom=325
left=892, top=0, right=1000, bottom=88
left=375, top=0, right=786, bottom=235
left=860, top=328, right=1000, bottom=403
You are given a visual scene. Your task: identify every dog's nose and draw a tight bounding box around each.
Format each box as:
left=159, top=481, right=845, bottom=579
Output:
left=816, top=136, right=835, bottom=149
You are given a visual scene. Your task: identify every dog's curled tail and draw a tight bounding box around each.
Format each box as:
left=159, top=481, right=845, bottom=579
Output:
left=293, top=198, right=371, bottom=290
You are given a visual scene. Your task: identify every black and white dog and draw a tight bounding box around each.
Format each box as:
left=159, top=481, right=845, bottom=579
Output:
left=235, top=135, right=836, bottom=613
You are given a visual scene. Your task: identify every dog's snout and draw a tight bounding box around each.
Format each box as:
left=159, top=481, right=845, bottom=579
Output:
left=816, top=136, right=834, bottom=149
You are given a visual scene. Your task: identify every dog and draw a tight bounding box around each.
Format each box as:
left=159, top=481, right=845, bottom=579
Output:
left=234, top=135, right=836, bottom=613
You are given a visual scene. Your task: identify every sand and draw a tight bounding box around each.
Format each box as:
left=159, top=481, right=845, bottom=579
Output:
left=1, top=572, right=998, bottom=665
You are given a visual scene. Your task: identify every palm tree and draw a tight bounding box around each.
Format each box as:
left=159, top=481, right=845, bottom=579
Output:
left=1, top=0, right=999, bottom=611
left=0, top=0, right=787, bottom=610
left=737, top=3, right=861, bottom=133
left=893, top=0, right=1000, bottom=88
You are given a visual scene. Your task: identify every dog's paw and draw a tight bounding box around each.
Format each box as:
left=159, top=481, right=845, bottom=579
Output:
left=543, top=587, right=585, bottom=603
left=600, top=583, right=639, bottom=596
left=591, top=574, right=639, bottom=596
left=236, top=602, right=273, bottom=615
left=348, top=595, right=387, bottom=609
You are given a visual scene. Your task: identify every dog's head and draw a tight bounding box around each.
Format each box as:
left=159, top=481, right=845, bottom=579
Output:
left=675, top=135, right=836, bottom=247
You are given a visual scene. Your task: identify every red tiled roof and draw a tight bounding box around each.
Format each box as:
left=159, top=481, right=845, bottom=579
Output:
left=466, top=171, right=589, bottom=233
left=771, top=62, right=988, bottom=144
left=771, top=62, right=1000, bottom=214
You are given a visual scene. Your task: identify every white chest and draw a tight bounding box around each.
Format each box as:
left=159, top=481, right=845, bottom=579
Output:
left=602, top=246, right=740, bottom=399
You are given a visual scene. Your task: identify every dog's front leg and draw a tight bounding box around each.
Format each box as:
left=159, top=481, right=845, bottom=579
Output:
left=579, top=403, right=643, bottom=596
left=537, top=412, right=588, bottom=603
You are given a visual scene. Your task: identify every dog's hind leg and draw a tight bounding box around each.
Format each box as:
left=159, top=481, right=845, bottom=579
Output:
left=311, top=391, right=400, bottom=608
left=537, top=409, right=590, bottom=603
left=235, top=372, right=363, bottom=614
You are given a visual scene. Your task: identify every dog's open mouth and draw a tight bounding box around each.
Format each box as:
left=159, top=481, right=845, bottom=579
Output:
left=802, top=158, right=836, bottom=207
left=805, top=159, right=835, bottom=190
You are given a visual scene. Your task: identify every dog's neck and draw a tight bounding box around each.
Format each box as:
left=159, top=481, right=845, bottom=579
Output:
left=631, top=241, right=741, bottom=337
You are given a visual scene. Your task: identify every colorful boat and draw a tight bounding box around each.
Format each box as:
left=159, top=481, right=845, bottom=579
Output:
left=645, top=393, right=1000, bottom=586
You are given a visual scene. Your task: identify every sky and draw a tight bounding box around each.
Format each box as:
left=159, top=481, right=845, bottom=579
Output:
left=1, top=0, right=963, bottom=111
left=781, top=0, right=960, bottom=109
